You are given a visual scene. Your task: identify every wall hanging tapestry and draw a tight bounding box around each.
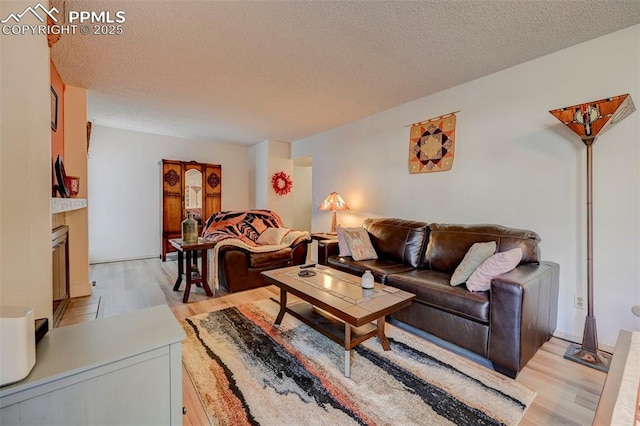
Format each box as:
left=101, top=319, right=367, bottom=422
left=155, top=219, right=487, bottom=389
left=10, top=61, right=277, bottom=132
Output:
left=271, top=171, right=293, bottom=195
left=182, top=299, right=536, bottom=425
left=408, top=111, right=458, bottom=174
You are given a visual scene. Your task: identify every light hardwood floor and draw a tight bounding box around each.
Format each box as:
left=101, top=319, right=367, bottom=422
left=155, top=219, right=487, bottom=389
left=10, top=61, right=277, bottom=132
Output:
left=62, top=258, right=607, bottom=426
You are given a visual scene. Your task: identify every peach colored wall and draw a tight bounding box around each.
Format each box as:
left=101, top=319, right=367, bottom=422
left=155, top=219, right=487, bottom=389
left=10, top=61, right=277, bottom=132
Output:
left=64, top=86, right=91, bottom=297
left=49, top=64, right=91, bottom=297
left=50, top=60, right=65, bottom=195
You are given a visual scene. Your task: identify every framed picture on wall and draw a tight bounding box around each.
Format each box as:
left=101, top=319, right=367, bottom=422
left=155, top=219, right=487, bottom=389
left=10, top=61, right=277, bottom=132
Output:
left=54, top=155, right=69, bottom=197
left=50, top=86, right=58, bottom=131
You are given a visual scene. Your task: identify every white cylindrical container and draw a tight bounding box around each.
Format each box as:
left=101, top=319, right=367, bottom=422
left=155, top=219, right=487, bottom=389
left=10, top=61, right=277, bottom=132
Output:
left=361, top=270, right=374, bottom=289
left=0, top=306, right=36, bottom=386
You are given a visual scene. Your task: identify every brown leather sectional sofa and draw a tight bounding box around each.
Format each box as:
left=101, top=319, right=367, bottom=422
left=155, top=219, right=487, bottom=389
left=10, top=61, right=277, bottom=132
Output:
left=318, top=218, right=559, bottom=378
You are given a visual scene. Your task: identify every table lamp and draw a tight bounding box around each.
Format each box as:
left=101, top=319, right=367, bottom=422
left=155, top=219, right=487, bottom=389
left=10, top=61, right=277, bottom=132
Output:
left=549, top=93, right=635, bottom=372
left=318, top=192, right=349, bottom=233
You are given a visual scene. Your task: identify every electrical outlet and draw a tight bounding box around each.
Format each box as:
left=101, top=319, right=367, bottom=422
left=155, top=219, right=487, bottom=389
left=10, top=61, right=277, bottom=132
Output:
left=574, top=294, right=585, bottom=309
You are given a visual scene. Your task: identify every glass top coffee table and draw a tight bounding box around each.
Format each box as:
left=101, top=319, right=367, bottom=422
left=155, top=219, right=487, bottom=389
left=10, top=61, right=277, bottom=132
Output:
left=262, top=265, right=416, bottom=377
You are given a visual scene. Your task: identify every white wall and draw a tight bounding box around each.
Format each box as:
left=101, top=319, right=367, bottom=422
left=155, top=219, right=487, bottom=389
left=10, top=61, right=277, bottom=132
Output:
left=88, top=125, right=250, bottom=263
left=292, top=164, right=312, bottom=231
left=248, top=140, right=295, bottom=226
left=249, top=141, right=269, bottom=209
left=292, top=25, right=640, bottom=348
left=267, top=141, right=293, bottom=226
left=268, top=157, right=294, bottom=227
left=0, top=0, right=53, bottom=321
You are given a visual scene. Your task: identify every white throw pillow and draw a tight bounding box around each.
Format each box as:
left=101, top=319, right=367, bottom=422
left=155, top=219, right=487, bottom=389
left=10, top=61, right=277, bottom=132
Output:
left=281, top=230, right=305, bottom=246
left=257, top=227, right=290, bottom=245
left=466, top=248, right=523, bottom=292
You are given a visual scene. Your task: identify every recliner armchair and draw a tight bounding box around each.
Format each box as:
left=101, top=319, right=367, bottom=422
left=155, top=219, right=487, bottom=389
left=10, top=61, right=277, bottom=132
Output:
left=202, top=209, right=310, bottom=293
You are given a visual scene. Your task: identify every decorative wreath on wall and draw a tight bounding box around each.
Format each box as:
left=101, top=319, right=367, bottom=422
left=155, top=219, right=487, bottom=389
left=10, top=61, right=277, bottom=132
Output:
left=271, top=171, right=293, bottom=196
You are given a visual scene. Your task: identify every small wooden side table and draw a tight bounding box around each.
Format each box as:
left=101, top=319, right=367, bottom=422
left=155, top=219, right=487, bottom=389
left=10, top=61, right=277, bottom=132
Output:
left=310, top=232, right=339, bottom=242
left=169, top=238, right=215, bottom=303
left=310, top=233, right=339, bottom=265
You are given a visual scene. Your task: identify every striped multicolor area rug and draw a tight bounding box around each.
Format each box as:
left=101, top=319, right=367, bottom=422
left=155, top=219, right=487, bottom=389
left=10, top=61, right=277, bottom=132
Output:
left=182, top=299, right=535, bottom=425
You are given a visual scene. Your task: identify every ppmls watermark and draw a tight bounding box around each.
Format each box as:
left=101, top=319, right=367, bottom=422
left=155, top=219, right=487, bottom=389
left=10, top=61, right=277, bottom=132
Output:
left=1, top=3, right=126, bottom=36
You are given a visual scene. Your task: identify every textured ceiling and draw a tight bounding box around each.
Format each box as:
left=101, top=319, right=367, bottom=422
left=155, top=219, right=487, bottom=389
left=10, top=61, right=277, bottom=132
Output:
left=51, top=0, right=640, bottom=145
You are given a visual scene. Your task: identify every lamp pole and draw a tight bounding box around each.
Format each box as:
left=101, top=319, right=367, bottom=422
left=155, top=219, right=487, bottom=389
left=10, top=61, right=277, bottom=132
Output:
left=579, top=140, right=604, bottom=356
left=563, top=135, right=611, bottom=371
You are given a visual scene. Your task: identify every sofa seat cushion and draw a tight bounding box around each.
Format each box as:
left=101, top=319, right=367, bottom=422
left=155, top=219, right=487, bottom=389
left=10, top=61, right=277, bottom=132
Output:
left=386, top=269, right=490, bottom=323
left=247, top=247, right=293, bottom=268
left=327, top=256, right=415, bottom=284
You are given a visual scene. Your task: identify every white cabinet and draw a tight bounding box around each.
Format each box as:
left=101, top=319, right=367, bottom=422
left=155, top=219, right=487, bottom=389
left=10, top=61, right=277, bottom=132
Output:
left=0, top=305, right=185, bottom=425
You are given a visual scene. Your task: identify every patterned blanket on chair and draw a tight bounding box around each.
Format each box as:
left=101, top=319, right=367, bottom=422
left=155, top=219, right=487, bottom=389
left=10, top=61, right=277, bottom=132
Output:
left=202, top=210, right=310, bottom=290
left=202, top=210, right=285, bottom=246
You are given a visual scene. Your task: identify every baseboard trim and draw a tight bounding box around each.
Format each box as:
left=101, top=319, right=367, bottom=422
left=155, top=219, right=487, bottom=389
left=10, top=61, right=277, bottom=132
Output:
left=90, top=255, right=158, bottom=265
left=553, top=330, right=615, bottom=354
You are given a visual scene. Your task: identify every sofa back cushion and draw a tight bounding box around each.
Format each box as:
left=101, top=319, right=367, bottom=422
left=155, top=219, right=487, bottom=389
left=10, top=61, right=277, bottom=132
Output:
left=363, top=218, right=429, bottom=268
left=420, top=223, right=540, bottom=272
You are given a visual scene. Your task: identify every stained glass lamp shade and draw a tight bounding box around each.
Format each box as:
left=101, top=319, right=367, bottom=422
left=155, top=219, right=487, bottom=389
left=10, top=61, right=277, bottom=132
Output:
left=318, top=192, right=349, bottom=233
left=549, top=94, right=635, bottom=372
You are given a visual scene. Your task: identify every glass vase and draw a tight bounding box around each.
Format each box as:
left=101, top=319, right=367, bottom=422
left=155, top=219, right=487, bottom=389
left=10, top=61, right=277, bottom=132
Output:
left=181, top=213, right=198, bottom=244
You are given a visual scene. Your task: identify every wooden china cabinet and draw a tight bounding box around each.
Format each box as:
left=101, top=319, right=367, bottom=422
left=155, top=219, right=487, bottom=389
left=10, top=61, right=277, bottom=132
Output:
left=161, top=159, right=222, bottom=261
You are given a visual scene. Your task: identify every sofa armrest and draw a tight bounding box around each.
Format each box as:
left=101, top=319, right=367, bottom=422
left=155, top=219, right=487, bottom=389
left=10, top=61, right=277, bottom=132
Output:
left=217, top=240, right=309, bottom=268
left=289, top=239, right=310, bottom=265
left=317, top=240, right=339, bottom=265
left=488, top=261, right=559, bottom=377
left=290, top=237, right=311, bottom=252
left=211, top=240, right=310, bottom=293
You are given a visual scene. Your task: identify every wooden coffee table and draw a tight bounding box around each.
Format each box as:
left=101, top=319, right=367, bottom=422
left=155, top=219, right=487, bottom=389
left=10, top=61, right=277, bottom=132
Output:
left=262, top=265, right=416, bottom=377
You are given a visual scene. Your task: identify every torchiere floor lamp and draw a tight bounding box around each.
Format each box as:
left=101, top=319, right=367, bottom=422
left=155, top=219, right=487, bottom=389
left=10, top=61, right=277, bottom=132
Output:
left=549, top=94, right=635, bottom=372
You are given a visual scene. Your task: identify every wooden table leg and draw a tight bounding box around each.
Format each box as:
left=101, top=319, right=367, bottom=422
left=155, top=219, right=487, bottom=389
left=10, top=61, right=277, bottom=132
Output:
left=194, top=249, right=202, bottom=287
left=200, top=248, right=213, bottom=297
left=172, top=249, right=183, bottom=291
left=377, top=316, right=391, bottom=351
left=183, top=250, right=193, bottom=303
left=274, top=289, right=287, bottom=327
left=344, top=324, right=352, bottom=378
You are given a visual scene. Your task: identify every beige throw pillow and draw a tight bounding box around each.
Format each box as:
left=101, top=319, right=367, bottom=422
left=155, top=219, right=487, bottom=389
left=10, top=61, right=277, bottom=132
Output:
left=257, top=227, right=290, bottom=245
left=450, top=241, right=497, bottom=286
left=466, top=248, right=523, bottom=292
left=343, top=228, right=378, bottom=261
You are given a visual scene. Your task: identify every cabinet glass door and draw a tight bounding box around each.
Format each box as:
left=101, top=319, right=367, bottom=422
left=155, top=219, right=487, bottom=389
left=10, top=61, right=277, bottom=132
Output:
left=184, top=168, right=202, bottom=225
